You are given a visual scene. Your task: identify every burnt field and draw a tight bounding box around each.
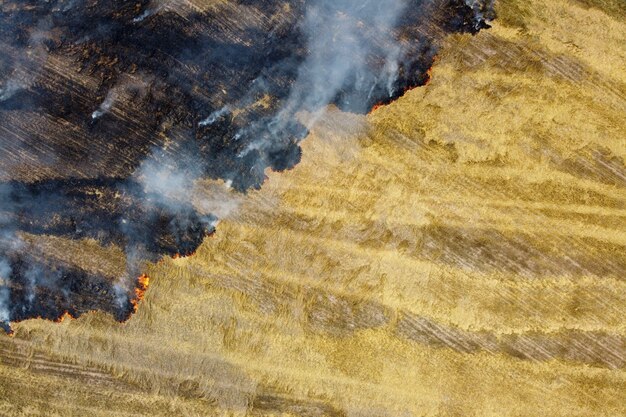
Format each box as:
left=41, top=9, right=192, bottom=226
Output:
left=0, top=0, right=494, bottom=330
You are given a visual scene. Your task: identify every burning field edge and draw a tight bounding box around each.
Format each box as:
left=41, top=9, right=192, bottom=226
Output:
left=0, top=0, right=495, bottom=331
left=0, top=0, right=624, bottom=416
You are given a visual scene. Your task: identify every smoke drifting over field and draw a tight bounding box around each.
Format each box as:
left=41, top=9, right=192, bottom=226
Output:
left=0, top=0, right=494, bottom=330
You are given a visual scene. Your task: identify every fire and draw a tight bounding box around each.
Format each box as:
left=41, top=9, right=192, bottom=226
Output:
left=2, top=273, right=155, bottom=334
left=130, top=274, right=151, bottom=313
left=55, top=311, right=75, bottom=323
left=172, top=250, right=197, bottom=260
left=424, top=54, right=439, bottom=86
left=2, top=243, right=200, bottom=334
left=1, top=310, right=76, bottom=336
left=424, top=66, right=434, bottom=85
left=371, top=102, right=384, bottom=112
left=369, top=57, right=440, bottom=114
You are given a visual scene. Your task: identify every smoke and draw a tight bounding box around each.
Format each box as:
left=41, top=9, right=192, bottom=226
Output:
left=464, top=0, right=496, bottom=30
left=135, top=154, right=200, bottom=206
left=242, top=0, right=409, bottom=155
left=91, top=90, right=117, bottom=119
left=0, top=184, right=19, bottom=326
left=193, top=181, right=242, bottom=222
left=0, top=13, right=51, bottom=103
left=132, top=0, right=169, bottom=23
left=232, top=0, right=495, bottom=177
left=137, top=151, right=242, bottom=222
left=288, top=0, right=407, bottom=112
left=0, top=79, right=23, bottom=103
left=92, top=76, right=150, bottom=120
left=0, top=260, right=12, bottom=324
left=199, top=106, right=231, bottom=127
left=52, top=0, right=80, bottom=13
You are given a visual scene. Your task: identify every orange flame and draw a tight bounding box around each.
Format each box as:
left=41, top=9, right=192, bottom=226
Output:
left=371, top=102, right=384, bottom=112
left=2, top=310, right=76, bottom=336
left=424, top=54, right=439, bottom=86
left=370, top=55, right=440, bottom=115
left=130, top=274, right=151, bottom=313
left=171, top=250, right=197, bottom=260
left=3, top=221, right=204, bottom=333
left=2, top=273, right=156, bottom=333
left=55, top=311, right=75, bottom=323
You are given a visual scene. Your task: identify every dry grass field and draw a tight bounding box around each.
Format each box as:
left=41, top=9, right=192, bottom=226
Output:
left=1, top=0, right=625, bottom=415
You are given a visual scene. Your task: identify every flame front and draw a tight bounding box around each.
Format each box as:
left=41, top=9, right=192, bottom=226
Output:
left=371, top=102, right=384, bottom=112
left=55, top=311, right=75, bottom=323
left=131, top=274, right=151, bottom=313
left=172, top=250, right=196, bottom=260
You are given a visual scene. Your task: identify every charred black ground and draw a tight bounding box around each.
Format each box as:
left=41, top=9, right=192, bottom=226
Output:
left=0, top=0, right=494, bottom=331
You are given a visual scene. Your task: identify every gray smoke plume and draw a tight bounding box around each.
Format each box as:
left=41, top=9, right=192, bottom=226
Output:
left=0, top=16, right=51, bottom=102
left=0, top=193, right=23, bottom=328
left=199, top=106, right=231, bottom=127
left=237, top=0, right=494, bottom=166
left=288, top=0, right=407, bottom=111
left=0, top=79, right=23, bottom=103
left=0, top=260, right=12, bottom=323
left=133, top=1, right=168, bottom=23
left=91, top=90, right=117, bottom=119
left=464, top=0, right=496, bottom=30
left=241, top=0, right=410, bottom=155
left=91, top=75, right=150, bottom=120
left=135, top=154, right=200, bottom=206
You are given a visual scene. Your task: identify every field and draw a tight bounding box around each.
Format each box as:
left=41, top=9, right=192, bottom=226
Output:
left=0, top=0, right=625, bottom=415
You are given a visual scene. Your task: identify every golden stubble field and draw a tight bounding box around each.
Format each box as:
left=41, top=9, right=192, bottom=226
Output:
left=0, top=0, right=625, bottom=415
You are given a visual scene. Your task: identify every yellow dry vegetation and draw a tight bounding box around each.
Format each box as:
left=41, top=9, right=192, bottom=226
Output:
left=1, top=0, right=625, bottom=415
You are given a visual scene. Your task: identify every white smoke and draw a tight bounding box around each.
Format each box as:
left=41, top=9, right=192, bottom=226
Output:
left=135, top=156, right=199, bottom=208
left=192, top=180, right=242, bottom=221
left=0, top=17, right=52, bottom=103
left=0, top=79, right=24, bottom=102
left=242, top=0, right=408, bottom=155
left=464, top=0, right=495, bottom=29
left=91, top=90, right=117, bottom=119
left=52, top=0, right=79, bottom=12
left=91, top=76, right=150, bottom=120
left=199, top=106, right=230, bottom=127
left=133, top=0, right=170, bottom=23
left=135, top=152, right=241, bottom=221
left=289, top=0, right=406, bottom=110
left=0, top=259, right=11, bottom=323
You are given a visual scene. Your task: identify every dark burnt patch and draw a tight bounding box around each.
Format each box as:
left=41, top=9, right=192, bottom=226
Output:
left=6, top=254, right=131, bottom=323
left=3, top=178, right=216, bottom=259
